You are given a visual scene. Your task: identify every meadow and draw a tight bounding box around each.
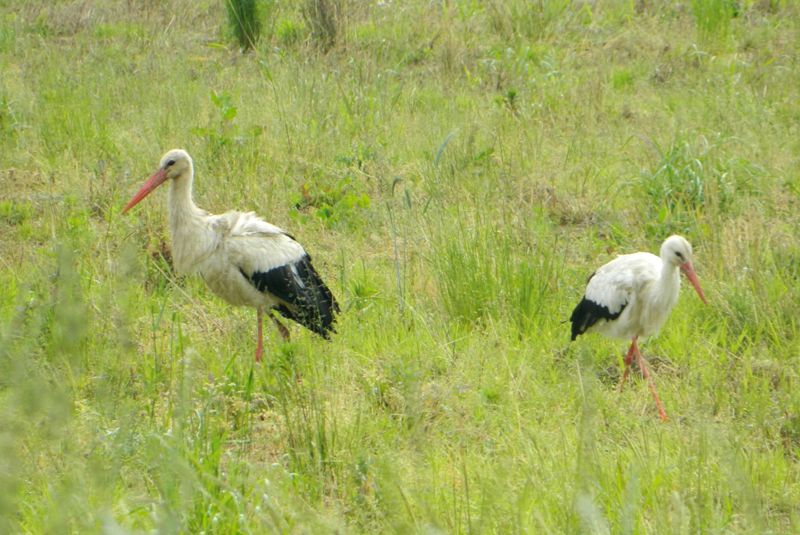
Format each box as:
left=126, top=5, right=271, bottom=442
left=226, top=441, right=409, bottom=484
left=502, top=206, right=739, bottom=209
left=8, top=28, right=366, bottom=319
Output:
left=1, top=0, right=799, bottom=532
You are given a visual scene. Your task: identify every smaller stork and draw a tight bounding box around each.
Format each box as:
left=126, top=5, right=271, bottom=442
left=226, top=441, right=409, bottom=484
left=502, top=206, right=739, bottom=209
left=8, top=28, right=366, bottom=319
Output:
left=569, top=235, right=707, bottom=421
left=123, top=149, right=338, bottom=362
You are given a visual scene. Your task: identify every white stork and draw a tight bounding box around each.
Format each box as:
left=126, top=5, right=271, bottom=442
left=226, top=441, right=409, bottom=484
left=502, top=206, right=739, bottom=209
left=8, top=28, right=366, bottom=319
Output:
left=123, top=149, right=338, bottom=362
left=569, top=235, right=707, bottom=421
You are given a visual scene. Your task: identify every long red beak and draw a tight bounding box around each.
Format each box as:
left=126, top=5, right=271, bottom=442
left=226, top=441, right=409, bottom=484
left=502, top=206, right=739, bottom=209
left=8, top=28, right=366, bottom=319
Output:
left=680, top=261, right=708, bottom=304
left=122, top=168, right=168, bottom=214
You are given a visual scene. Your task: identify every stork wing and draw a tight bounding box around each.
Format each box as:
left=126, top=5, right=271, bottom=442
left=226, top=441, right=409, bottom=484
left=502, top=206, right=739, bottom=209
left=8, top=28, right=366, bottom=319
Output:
left=245, top=253, right=338, bottom=338
left=216, top=211, right=338, bottom=337
left=569, top=259, right=635, bottom=340
left=584, top=264, right=635, bottom=315
left=210, top=211, right=300, bottom=269
left=225, top=211, right=288, bottom=238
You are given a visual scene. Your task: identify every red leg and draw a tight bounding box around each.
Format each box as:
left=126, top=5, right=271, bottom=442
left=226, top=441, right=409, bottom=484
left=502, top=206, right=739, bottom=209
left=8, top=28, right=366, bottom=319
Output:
left=633, top=342, right=669, bottom=421
left=618, top=336, right=637, bottom=391
left=255, top=307, right=264, bottom=363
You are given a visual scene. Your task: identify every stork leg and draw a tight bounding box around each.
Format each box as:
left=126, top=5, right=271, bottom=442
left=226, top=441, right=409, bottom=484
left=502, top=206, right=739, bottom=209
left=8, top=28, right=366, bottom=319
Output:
left=618, top=336, right=638, bottom=391
left=632, top=341, right=669, bottom=422
left=255, top=307, right=264, bottom=363
left=270, top=312, right=291, bottom=341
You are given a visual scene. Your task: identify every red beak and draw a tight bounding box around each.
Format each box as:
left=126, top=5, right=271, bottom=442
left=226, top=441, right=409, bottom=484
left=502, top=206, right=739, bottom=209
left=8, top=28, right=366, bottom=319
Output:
left=122, top=168, right=168, bottom=214
left=680, top=261, right=708, bottom=305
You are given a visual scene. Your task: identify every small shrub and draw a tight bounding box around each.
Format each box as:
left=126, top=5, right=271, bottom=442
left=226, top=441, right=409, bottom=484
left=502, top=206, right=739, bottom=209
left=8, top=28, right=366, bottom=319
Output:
left=191, top=90, right=238, bottom=158
left=291, top=176, right=371, bottom=228
left=276, top=18, right=301, bottom=47
left=0, top=200, right=32, bottom=226
left=225, top=0, right=262, bottom=51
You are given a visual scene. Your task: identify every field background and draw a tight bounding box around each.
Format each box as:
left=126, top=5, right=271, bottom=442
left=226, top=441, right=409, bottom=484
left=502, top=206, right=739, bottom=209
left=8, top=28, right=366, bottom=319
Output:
left=1, top=0, right=799, bottom=532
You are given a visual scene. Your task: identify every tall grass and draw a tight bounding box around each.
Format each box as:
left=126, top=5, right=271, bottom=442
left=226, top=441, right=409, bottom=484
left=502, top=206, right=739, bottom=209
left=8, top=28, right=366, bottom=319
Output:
left=303, top=0, right=339, bottom=50
left=225, top=0, right=263, bottom=51
left=429, top=210, right=561, bottom=333
left=691, top=0, right=737, bottom=42
left=638, top=135, right=766, bottom=238
left=1, top=0, right=799, bottom=532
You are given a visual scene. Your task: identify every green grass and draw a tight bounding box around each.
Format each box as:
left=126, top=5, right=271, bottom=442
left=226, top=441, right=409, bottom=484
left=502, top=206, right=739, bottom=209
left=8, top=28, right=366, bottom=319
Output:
left=225, top=0, right=263, bottom=51
left=1, top=0, right=799, bottom=532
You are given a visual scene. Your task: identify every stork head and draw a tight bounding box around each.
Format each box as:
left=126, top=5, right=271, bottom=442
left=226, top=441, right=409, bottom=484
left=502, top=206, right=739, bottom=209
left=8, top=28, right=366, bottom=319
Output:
left=122, top=149, right=193, bottom=214
left=159, top=149, right=193, bottom=180
left=661, top=235, right=707, bottom=304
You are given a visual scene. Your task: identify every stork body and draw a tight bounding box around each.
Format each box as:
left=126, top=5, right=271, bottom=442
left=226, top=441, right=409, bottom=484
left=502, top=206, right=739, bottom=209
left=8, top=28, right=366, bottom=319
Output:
left=124, top=149, right=337, bottom=362
left=570, top=236, right=707, bottom=421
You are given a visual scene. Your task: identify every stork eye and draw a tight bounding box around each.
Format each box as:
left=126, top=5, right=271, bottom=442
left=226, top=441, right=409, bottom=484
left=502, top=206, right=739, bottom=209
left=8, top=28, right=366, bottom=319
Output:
left=165, top=159, right=176, bottom=168
left=676, top=251, right=684, bottom=261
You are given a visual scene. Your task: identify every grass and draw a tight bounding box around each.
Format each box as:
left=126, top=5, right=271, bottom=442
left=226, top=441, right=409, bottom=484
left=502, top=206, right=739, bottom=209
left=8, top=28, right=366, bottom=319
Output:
left=225, top=0, right=263, bottom=51
left=1, top=0, right=799, bottom=532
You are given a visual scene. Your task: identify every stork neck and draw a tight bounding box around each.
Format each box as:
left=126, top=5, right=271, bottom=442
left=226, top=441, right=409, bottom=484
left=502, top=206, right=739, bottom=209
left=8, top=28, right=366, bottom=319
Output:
left=656, top=260, right=681, bottom=302
left=168, top=174, right=204, bottom=230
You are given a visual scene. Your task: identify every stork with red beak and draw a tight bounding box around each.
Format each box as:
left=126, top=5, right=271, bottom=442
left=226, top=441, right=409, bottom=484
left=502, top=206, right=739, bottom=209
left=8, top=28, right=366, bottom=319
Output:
left=123, top=149, right=338, bottom=362
left=569, top=235, right=708, bottom=421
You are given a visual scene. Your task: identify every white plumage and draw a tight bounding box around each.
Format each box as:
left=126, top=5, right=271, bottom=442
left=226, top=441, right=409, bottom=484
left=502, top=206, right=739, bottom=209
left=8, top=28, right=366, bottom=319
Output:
left=570, top=235, right=707, bottom=421
left=124, top=149, right=338, bottom=362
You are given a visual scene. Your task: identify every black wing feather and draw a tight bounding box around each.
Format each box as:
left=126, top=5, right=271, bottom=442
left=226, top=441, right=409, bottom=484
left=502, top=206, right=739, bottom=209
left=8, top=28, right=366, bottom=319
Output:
left=569, top=296, right=626, bottom=341
left=241, top=254, right=338, bottom=338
